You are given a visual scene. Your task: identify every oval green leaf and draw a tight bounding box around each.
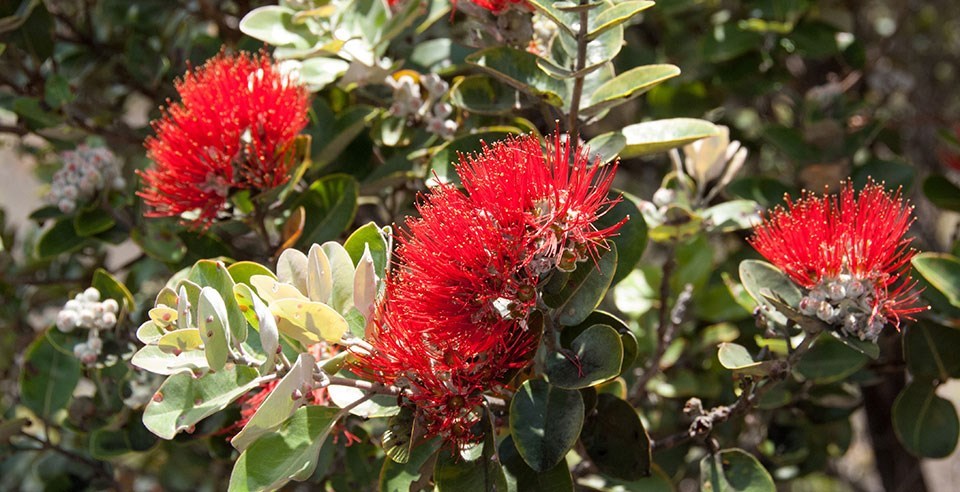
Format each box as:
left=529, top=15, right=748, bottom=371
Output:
left=510, top=379, right=584, bottom=472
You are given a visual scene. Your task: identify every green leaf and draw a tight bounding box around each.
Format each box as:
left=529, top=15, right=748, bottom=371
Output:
left=72, top=207, right=114, bottom=236
left=588, top=1, right=655, bottom=40
left=795, top=334, right=869, bottom=384
left=188, top=260, right=248, bottom=343
left=379, top=437, right=443, bottom=492
left=499, top=435, right=574, bottom=492
left=717, top=343, right=774, bottom=377
left=13, top=96, right=60, bottom=129
left=295, top=174, right=359, bottom=248
left=344, top=222, right=389, bottom=279
left=20, top=330, right=81, bottom=419
left=327, top=370, right=400, bottom=418
left=157, top=329, right=203, bottom=353
left=546, top=324, right=623, bottom=389
left=270, top=298, right=349, bottom=345
left=450, top=75, right=519, bottom=115
left=620, top=118, right=720, bottom=158
left=131, top=225, right=186, bottom=263
left=700, top=448, right=775, bottom=492
left=92, top=268, right=135, bottom=313
left=239, top=6, right=318, bottom=49
left=197, top=287, right=231, bottom=372
left=738, top=259, right=803, bottom=326
left=701, top=200, right=762, bottom=232
left=428, top=128, right=519, bottom=185
left=232, top=353, right=315, bottom=451
left=89, top=415, right=156, bottom=458
left=382, top=406, right=417, bottom=464
left=466, top=47, right=567, bottom=107
left=893, top=382, right=960, bottom=458
left=130, top=345, right=208, bottom=376
left=434, top=416, right=508, bottom=492
left=228, top=261, right=277, bottom=287
left=322, top=241, right=357, bottom=314
left=43, top=74, right=74, bottom=108
left=923, top=175, right=960, bottom=212
left=585, top=132, right=626, bottom=165
left=36, top=218, right=86, bottom=258
left=904, top=321, right=960, bottom=381
left=510, top=379, right=584, bottom=472
left=582, top=64, right=680, bottom=116
left=600, top=193, right=645, bottom=285
left=580, top=394, right=650, bottom=480
left=912, top=253, right=960, bottom=308
left=297, top=57, right=350, bottom=91
left=229, top=406, right=341, bottom=492
left=142, top=365, right=260, bottom=440
left=543, top=243, right=618, bottom=326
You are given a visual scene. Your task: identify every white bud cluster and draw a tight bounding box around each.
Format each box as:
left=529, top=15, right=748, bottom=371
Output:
left=48, top=145, right=125, bottom=214
left=798, top=273, right=887, bottom=342
left=56, top=287, right=119, bottom=333
left=385, top=73, right=458, bottom=139
left=73, top=329, right=103, bottom=367
left=528, top=13, right=559, bottom=55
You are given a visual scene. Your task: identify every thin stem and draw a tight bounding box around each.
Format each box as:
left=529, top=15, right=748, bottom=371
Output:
left=650, top=332, right=817, bottom=452
left=567, top=0, right=590, bottom=141
left=17, top=430, right=117, bottom=487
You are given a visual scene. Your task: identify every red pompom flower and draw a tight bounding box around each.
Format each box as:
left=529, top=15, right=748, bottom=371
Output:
left=748, top=181, right=926, bottom=341
left=355, top=133, right=623, bottom=445
left=138, top=51, right=309, bottom=226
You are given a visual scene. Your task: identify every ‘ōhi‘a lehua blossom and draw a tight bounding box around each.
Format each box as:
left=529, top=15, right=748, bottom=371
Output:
left=138, top=51, right=309, bottom=226
left=355, top=133, right=624, bottom=445
left=748, top=181, right=926, bottom=341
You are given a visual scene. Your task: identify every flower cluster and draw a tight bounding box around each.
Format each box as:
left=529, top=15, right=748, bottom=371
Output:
left=749, top=181, right=926, bottom=341
left=56, top=287, right=119, bottom=366
left=385, top=72, right=458, bottom=139
left=356, top=133, right=623, bottom=445
left=48, top=145, right=125, bottom=214
left=138, top=51, right=309, bottom=226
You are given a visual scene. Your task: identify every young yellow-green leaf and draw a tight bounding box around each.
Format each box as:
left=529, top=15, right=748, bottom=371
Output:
left=143, top=365, right=260, bottom=439
left=620, top=118, right=720, bottom=158
left=510, top=379, right=584, bottom=472
left=700, top=448, right=775, bottom=492
left=229, top=406, right=341, bottom=492
left=232, top=353, right=315, bottom=451
left=353, top=244, right=378, bottom=323
left=198, top=287, right=231, bottom=372
left=270, top=298, right=348, bottom=345
left=136, top=321, right=167, bottom=344
left=228, top=261, right=277, bottom=287
left=157, top=329, right=203, bottom=354
left=250, top=274, right=308, bottom=303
